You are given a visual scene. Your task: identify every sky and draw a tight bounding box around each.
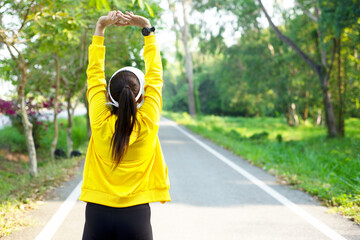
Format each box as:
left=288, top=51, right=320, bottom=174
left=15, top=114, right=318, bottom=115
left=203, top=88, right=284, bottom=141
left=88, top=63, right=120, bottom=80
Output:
left=0, top=0, right=295, bottom=98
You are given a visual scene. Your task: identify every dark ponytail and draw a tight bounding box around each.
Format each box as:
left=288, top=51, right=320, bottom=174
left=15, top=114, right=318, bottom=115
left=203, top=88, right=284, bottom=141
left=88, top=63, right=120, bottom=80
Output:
left=109, top=71, right=140, bottom=169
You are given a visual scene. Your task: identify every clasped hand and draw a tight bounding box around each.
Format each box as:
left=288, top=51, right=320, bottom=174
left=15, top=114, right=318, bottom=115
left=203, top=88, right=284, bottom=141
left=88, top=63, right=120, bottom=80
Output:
left=97, top=10, right=151, bottom=29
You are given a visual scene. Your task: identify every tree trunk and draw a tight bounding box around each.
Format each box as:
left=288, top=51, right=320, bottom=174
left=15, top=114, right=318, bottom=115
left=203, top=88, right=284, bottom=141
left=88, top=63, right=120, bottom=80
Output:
left=180, top=0, right=196, bottom=116
left=285, top=111, right=294, bottom=126
left=66, top=94, right=73, bottom=156
left=316, top=29, right=338, bottom=137
left=315, top=109, right=322, bottom=126
left=168, top=0, right=196, bottom=116
left=51, top=51, right=61, bottom=160
left=64, top=29, right=88, bottom=153
left=258, top=0, right=338, bottom=137
left=286, top=103, right=299, bottom=126
left=319, top=40, right=338, bottom=137
left=343, top=46, right=349, bottom=127
left=303, top=90, right=309, bottom=123
left=290, top=103, right=299, bottom=126
left=337, top=35, right=345, bottom=136
left=1, top=2, right=37, bottom=176
left=16, top=53, right=37, bottom=176
left=320, top=77, right=337, bottom=136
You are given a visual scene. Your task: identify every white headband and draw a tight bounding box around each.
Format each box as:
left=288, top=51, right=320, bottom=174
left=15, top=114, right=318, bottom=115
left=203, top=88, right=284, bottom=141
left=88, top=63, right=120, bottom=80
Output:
left=106, top=66, right=145, bottom=108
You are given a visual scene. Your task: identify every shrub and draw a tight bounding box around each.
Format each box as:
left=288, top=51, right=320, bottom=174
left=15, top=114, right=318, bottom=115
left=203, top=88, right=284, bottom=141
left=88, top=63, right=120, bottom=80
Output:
left=250, top=131, right=269, bottom=140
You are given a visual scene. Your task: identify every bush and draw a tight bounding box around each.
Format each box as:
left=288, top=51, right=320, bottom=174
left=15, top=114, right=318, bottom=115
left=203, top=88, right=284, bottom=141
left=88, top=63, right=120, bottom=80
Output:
left=227, top=129, right=243, bottom=141
left=0, top=115, right=88, bottom=156
left=0, top=126, right=27, bottom=152
left=72, top=116, right=88, bottom=150
left=250, top=131, right=269, bottom=140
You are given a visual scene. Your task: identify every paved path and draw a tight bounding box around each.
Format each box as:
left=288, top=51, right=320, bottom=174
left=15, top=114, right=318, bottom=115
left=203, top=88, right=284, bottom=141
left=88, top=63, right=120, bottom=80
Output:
left=4, top=117, right=360, bottom=240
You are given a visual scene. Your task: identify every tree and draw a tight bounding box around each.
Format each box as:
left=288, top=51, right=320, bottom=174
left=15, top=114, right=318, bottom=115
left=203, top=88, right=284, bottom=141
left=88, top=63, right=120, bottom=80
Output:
left=257, top=0, right=340, bottom=136
left=258, top=0, right=360, bottom=136
left=0, top=0, right=38, bottom=176
left=167, top=0, right=197, bottom=116
left=316, top=0, right=360, bottom=135
left=29, top=1, right=83, bottom=159
left=62, top=30, right=88, bottom=155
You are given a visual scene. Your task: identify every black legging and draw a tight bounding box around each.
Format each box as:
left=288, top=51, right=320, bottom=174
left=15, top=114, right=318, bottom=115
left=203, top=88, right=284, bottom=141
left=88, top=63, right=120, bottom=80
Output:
left=82, top=202, right=153, bottom=240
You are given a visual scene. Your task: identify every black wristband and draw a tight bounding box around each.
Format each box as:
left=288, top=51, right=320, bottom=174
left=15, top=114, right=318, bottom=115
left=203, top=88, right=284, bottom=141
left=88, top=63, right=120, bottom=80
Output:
left=142, top=26, right=155, bottom=36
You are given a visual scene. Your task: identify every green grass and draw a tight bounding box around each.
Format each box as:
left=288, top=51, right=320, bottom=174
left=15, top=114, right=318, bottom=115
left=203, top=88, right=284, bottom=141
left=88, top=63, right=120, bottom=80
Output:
left=163, top=111, right=360, bottom=223
left=0, top=126, right=27, bottom=152
left=0, top=115, right=89, bottom=237
left=0, top=154, right=85, bottom=237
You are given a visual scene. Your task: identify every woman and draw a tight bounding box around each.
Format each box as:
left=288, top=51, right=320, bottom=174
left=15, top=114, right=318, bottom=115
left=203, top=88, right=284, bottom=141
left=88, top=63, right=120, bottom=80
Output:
left=80, top=10, right=171, bottom=240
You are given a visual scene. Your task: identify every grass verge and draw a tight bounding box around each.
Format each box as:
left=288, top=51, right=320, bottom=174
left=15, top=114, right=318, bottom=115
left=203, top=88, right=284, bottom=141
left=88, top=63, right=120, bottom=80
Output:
left=163, top=111, right=360, bottom=224
left=0, top=153, right=85, bottom=237
left=0, top=115, right=89, bottom=237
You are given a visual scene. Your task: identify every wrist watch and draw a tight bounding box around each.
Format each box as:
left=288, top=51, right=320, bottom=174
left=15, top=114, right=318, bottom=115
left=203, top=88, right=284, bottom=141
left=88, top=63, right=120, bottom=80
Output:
left=142, top=26, right=155, bottom=36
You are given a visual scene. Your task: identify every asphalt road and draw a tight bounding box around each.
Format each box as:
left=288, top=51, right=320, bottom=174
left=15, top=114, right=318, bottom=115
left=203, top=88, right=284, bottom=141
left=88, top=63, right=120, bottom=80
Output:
left=4, top=117, right=360, bottom=240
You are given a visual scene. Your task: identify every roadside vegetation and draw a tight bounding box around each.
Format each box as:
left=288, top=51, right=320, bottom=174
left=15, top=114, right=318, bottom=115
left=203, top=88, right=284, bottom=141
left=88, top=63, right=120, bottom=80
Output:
left=0, top=115, right=88, bottom=237
left=163, top=111, right=360, bottom=224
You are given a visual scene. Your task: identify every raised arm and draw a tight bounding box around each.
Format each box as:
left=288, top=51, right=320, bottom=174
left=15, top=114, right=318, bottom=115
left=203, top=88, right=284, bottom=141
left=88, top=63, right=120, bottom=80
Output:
left=118, top=12, right=162, bottom=125
left=140, top=34, right=163, bottom=124
left=87, top=11, right=126, bottom=127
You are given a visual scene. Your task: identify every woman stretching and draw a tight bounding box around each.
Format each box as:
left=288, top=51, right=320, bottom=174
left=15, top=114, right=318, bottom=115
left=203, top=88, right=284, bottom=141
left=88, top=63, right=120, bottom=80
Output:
left=80, top=10, right=171, bottom=240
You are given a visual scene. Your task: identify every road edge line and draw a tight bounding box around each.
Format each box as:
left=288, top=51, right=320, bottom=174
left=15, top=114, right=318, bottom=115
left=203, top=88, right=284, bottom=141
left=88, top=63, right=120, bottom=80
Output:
left=164, top=117, right=347, bottom=240
left=35, top=180, right=82, bottom=240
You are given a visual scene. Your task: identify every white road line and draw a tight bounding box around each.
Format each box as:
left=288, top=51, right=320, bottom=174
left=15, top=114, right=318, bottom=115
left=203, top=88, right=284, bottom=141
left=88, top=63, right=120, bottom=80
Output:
left=165, top=118, right=347, bottom=240
left=35, top=180, right=82, bottom=240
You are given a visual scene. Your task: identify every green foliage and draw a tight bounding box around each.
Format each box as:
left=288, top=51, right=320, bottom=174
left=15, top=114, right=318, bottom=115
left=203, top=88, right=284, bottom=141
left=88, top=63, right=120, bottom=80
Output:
left=318, top=0, right=360, bottom=37
left=0, top=115, right=88, bottom=156
left=71, top=116, right=88, bottom=150
left=163, top=62, right=189, bottom=112
left=28, top=0, right=83, bottom=48
left=164, top=111, right=360, bottom=223
left=164, top=1, right=360, bottom=123
left=165, top=20, right=322, bottom=118
left=88, top=0, right=155, bottom=17
left=39, top=116, right=88, bottom=155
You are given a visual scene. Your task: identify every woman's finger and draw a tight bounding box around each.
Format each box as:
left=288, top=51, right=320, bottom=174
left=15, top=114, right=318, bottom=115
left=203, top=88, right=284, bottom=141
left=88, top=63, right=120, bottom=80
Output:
left=122, top=12, right=132, bottom=18
left=119, top=13, right=131, bottom=21
left=119, top=16, right=131, bottom=22
left=125, top=11, right=134, bottom=16
left=126, top=11, right=135, bottom=18
left=116, top=10, right=123, bottom=17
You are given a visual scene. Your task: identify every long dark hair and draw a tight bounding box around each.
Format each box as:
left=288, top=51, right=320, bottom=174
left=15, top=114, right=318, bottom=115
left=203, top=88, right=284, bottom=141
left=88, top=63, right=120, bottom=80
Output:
left=109, top=71, right=140, bottom=168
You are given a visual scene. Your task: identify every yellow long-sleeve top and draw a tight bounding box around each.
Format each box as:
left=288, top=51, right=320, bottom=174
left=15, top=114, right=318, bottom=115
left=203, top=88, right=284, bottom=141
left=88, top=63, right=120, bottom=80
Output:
left=79, top=35, right=171, bottom=208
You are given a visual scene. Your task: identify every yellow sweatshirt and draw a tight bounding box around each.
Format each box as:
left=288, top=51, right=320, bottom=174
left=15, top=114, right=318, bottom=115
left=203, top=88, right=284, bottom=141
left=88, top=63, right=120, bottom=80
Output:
left=79, top=35, right=171, bottom=207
